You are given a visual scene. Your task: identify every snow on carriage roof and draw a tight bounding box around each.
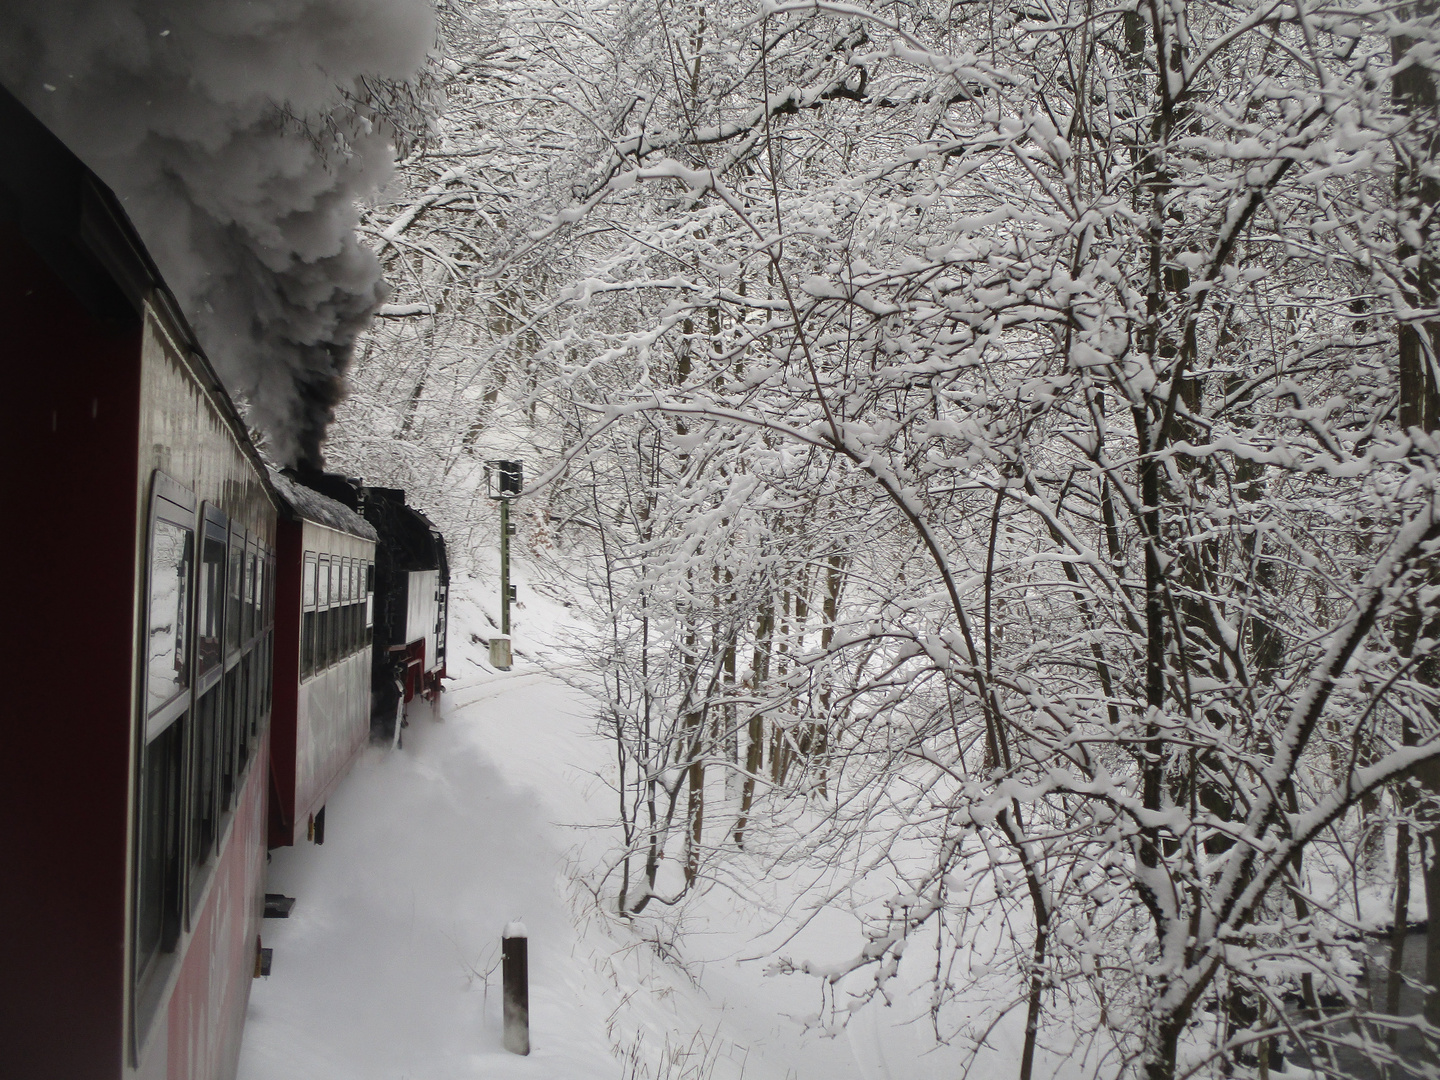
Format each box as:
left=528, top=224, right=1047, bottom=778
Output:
left=267, top=468, right=379, bottom=542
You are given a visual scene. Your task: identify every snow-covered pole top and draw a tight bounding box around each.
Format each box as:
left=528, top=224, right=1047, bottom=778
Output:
left=503, top=920, right=528, bottom=939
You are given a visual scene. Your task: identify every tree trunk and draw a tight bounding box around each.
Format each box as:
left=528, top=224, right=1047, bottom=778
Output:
left=1393, top=0, right=1440, bottom=1032
left=735, top=600, right=773, bottom=849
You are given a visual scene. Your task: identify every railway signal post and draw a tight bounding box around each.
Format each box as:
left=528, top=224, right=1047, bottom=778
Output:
left=486, top=460, right=523, bottom=670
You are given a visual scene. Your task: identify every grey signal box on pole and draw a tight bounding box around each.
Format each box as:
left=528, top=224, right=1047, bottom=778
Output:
left=485, top=461, right=523, bottom=670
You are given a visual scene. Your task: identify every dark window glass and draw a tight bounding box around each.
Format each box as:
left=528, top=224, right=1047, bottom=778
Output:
left=326, top=559, right=340, bottom=665
left=226, top=532, right=243, bottom=657
left=366, top=562, right=374, bottom=629
left=317, top=555, right=330, bottom=669
left=338, top=560, right=348, bottom=654
left=302, top=552, right=317, bottom=678
left=303, top=551, right=317, bottom=608
left=136, top=718, right=184, bottom=981
left=196, top=530, right=225, bottom=678
left=190, top=684, right=220, bottom=872
left=240, top=551, right=252, bottom=644
left=250, top=649, right=261, bottom=737
left=302, top=610, right=317, bottom=680
left=146, top=518, right=192, bottom=716
left=237, top=654, right=251, bottom=772
left=347, top=562, right=359, bottom=654
left=220, top=668, right=238, bottom=810
left=249, top=548, right=260, bottom=637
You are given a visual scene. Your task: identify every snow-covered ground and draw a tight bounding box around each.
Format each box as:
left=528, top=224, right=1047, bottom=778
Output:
left=236, top=653, right=615, bottom=1076
left=237, top=575, right=994, bottom=1080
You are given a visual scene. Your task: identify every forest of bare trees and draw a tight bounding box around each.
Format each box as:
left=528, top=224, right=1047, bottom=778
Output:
left=324, top=1, right=1440, bottom=1076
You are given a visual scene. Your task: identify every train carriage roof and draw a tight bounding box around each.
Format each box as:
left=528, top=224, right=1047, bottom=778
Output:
left=269, top=468, right=379, bottom=542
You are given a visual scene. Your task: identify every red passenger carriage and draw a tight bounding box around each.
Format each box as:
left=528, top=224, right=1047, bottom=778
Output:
left=1, top=87, right=276, bottom=1080
left=1, top=83, right=450, bottom=1079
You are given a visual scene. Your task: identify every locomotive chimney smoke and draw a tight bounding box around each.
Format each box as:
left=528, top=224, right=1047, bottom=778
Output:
left=0, top=0, right=434, bottom=467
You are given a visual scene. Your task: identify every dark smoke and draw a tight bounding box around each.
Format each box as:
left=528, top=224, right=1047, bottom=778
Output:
left=0, top=0, right=434, bottom=466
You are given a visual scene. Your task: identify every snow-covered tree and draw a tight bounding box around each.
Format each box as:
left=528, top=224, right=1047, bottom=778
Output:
left=335, top=0, right=1440, bottom=1075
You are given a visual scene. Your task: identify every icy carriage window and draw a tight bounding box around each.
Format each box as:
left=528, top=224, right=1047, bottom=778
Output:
left=147, top=518, right=193, bottom=716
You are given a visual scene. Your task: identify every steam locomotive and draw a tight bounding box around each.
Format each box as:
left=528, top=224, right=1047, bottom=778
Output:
left=0, top=86, right=447, bottom=1080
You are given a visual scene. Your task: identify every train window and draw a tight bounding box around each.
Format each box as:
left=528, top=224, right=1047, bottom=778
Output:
left=252, top=646, right=263, bottom=735
left=135, top=474, right=195, bottom=1025
left=239, top=549, right=252, bottom=645
left=135, top=716, right=184, bottom=988
left=226, top=530, right=244, bottom=658
left=189, top=684, right=220, bottom=876
left=302, top=552, right=317, bottom=679
left=244, top=549, right=253, bottom=637
left=196, top=516, right=226, bottom=681
left=334, top=558, right=346, bottom=657
left=353, top=562, right=363, bottom=653
left=335, top=561, right=346, bottom=662
left=329, top=558, right=342, bottom=663
left=236, top=653, right=251, bottom=772
left=343, top=559, right=355, bottom=653
left=251, top=646, right=263, bottom=729
left=366, top=562, right=374, bottom=629
left=316, top=555, right=331, bottom=669
left=319, top=567, right=329, bottom=676
left=248, top=646, right=260, bottom=741
left=145, top=517, right=192, bottom=719
left=261, top=550, right=274, bottom=717
left=320, top=554, right=331, bottom=665
left=220, top=668, right=238, bottom=811
left=249, top=547, right=261, bottom=636
left=303, top=551, right=317, bottom=609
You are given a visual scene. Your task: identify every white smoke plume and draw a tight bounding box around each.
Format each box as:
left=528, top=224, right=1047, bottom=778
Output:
left=0, top=0, right=435, bottom=465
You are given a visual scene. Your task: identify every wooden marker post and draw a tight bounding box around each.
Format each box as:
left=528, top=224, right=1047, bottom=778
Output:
left=502, top=921, right=529, bottom=1055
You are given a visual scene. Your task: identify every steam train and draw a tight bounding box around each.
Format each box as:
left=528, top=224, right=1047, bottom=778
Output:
left=0, top=87, right=447, bottom=1080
